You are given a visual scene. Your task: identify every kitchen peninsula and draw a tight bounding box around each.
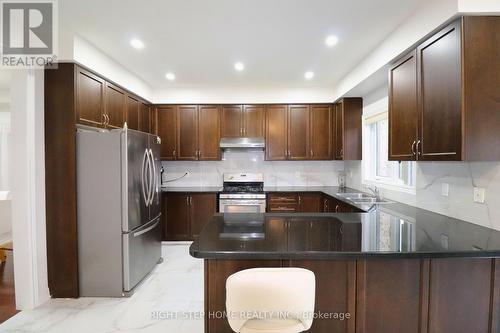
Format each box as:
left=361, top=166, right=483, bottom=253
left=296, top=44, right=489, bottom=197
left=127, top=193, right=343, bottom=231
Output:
left=190, top=192, right=500, bottom=333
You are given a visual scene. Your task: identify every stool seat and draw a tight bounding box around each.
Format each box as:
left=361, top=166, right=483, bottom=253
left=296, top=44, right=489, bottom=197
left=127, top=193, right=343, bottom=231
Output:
left=241, top=318, right=304, bottom=333
left=226, top=267, right=316, bottom=333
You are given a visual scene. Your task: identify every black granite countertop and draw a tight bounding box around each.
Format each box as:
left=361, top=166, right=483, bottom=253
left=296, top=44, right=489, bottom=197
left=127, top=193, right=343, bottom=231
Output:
left=161, top=186, right=223, bottom=192
left=162, top=185, right=385, bottom=211
left=190, top=209, right=500, bottom=259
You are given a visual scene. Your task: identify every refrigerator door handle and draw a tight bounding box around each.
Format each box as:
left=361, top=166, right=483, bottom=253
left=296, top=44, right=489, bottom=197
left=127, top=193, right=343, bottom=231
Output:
left=149, top=148, right=157, bottom=206
left=141, top=149, right=149, bottom=207
left=148, top=149, right=156, bottom=206
left=146, top=148, right=152, bottom=206
left=133, top=219, right=160, bottom=237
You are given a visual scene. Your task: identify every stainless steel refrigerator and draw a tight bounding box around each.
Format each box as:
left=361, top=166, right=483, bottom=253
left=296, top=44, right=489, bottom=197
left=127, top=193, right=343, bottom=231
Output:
left=76, top=127, right=162, bottom=297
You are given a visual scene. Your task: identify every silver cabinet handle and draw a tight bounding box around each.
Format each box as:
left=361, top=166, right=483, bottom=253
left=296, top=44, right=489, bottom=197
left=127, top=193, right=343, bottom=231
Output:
left=141, top=149, right=148, bottom=206
left=411, top=140, right=416, bottom=156
left=186, top=196, right=189, bottom=205
left=416, top=140, right=421, bottom=156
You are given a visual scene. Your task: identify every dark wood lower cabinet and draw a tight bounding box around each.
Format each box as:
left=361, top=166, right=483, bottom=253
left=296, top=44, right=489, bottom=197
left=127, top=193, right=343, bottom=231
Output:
left=162, top=192, right=217, bottom=241
left=204, top=258, right=500, bottom=333
left=190, top=193, right=217, bottom=238
left=163, top=193, right=190, bottom=241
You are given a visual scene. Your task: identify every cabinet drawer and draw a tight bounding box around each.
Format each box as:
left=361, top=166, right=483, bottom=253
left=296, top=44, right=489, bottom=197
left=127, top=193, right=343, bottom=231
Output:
left=267, top=193, right=298, bottom=203
left=268, top=203, right=298, bottom=212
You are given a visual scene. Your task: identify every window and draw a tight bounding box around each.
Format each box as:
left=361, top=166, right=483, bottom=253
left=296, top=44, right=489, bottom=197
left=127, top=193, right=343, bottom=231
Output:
left=363, top=110, right=415, bottom=192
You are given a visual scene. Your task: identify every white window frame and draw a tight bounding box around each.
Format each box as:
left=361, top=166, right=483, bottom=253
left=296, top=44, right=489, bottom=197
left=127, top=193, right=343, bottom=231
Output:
left=362, top=97, right=416, bottom=195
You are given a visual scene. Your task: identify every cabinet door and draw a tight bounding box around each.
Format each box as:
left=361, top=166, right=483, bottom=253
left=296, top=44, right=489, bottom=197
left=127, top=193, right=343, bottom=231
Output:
left=177, top=105, right=199, bottom=160
left=417, top=20, right=462, bottom=161
left=221, top=105, right=242, bottom=137
left=139, top=102, right=151, bottom=133
left=298, top=193, right=323, bottom=212
left=104, top=82, right=126, bottom=129
left=156, top=106, right=177, bottom=160
left=288, top=105, right=310, bottom=160
left=242, top=105, right=265, bottom=137
left=334, top=103, right=344, bottom=160
left=265, top=105, right=288, bottom=160
left=76, top=67, right=104, bottom=127
left=164, top=193, right=190, bottom=241
left=310, top=105, right=332, bottom=160
left=198, top=105, right=221, bottom=160
left=126, top=95, right=139, bottom=130
left=335, top=98, right=362, bottom=160
left=389, top=52, right=418, bottom=161
left=190, top=193, right=217, bottom=238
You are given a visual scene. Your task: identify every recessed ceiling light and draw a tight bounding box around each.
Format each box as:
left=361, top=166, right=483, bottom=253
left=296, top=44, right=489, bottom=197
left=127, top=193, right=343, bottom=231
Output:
left=325, top=35, right=339, bottom=47
left=130, top=38, right=145, bottom=50
left=304, top=71, right=314, bottom=80
left=234, top=62, right=245, bottom=71
left=165, top=72, right=175, bottom=81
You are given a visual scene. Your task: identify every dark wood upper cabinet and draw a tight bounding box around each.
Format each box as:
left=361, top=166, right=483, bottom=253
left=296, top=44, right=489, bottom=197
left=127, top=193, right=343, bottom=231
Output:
left=156, top=106, right=177, bottom=160
left=221, top=105, right=242, bottom=137
left=418, top=20, right=462, bottom=161
left=76, top=67, right=105, bottom=127
left=389, top=17, right=500, bottom=161
left=126, top=95, right=139, bottom=130
left=138, top=101, right=151, bottom=133
left=388, top=51, right=418, bottom=161
left=177, top=105, right=199, bottom=160
left=221, top=105, right=264, bottom=138
left=242, top=105, right=265, bottom=137
left=288, top=105, right=310, bottom=160
left=334, top=103, right=343, bottom=160
left=265, top=105, right=288, bottom=160
left=334, top=98, right=362, bottom=160
left=198, top=105, right=221, bottom=160
left=190, top=193, right=217, bottom=238
left=104, top=82, right=126, bottom=129
left=310, top=105, right=333, bottom=160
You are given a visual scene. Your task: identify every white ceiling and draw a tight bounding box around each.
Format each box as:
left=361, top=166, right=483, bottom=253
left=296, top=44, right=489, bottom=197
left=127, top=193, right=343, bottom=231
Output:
left=60, top=0, right=420, bottom=91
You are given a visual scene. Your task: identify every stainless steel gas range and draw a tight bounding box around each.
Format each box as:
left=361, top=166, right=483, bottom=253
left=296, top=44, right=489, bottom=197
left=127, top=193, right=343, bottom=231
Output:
left=219, top=173, right=266, bottom=213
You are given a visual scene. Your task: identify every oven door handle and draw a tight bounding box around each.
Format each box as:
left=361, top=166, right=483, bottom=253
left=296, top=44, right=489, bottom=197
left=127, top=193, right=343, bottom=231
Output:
left=220, top=201, right=265, bottom=206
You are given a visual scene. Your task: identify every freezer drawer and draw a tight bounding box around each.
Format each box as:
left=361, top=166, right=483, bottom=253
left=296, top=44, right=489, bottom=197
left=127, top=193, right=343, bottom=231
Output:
left=123, top=217, right=162, bottom=292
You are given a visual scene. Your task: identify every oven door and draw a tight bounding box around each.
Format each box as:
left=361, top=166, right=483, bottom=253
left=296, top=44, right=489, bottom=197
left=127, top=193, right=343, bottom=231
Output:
left=219, top=199, right=266, bottom=213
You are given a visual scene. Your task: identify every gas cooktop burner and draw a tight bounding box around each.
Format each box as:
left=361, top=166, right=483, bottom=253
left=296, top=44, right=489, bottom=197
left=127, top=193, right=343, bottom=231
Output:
left=222, top=185, right=264, bottom=193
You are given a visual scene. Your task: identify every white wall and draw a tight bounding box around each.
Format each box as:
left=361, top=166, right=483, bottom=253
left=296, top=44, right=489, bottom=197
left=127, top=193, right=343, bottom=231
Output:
left=332, top=0, right=458, bottom=101
left=345, top=88, right=500, bottom=231
left=154, top=86, right=335, bottom=104
left=69, top=35, right=154, bottom=101
left=162, top=151, right=345, bottom=187
left=10, top=69, right=50, bottom=309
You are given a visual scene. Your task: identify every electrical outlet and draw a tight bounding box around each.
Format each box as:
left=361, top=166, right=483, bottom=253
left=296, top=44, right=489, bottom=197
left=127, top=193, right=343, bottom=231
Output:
left=441, top=183, right=449, bottom=197
left=441, top=234, right=449, bottom=250
left=185, top=172, right=190, bottom=178
left=473, top=187, right=485, bottom=203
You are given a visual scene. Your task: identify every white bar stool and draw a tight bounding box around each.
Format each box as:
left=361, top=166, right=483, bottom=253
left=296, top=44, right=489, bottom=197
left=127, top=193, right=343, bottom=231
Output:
left=226, top=268, right=316, bottom=333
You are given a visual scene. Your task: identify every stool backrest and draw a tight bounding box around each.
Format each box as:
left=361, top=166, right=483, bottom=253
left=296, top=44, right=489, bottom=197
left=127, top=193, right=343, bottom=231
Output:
left=226, top=267, right=316, bottom=332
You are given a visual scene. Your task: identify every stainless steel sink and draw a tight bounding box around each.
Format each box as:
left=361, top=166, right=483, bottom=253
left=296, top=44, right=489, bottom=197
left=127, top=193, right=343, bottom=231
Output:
left=350, top=198, right=394, bottom=204
left=336, top=193, right=372, bottom=199
left=336, top=192, right=394, bottom=204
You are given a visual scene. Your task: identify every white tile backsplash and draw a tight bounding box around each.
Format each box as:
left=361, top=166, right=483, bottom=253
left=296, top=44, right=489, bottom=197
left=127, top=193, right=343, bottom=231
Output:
left=346, top=160, right=500, bottom=230
left=162, top=151, right=345, bottom=187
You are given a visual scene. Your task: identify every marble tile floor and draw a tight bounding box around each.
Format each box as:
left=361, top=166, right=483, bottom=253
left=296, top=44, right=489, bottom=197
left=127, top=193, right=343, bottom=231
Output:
left=0, top=243, right=204, bottom=333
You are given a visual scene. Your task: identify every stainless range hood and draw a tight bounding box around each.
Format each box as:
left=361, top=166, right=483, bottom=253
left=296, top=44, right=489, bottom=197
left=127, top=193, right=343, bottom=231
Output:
left=219, top=137, right=265, bottom=150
